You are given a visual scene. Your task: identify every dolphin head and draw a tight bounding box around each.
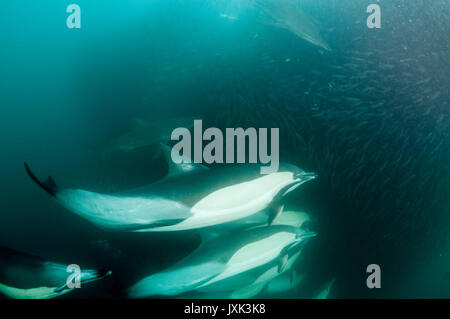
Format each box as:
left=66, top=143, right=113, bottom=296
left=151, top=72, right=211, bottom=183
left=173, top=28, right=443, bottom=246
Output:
left=276, top=163, right=317, bottom=196
left=52, top=267, right=112, bottom=294
left=295, top=230, right=317, bottom=241
left=278, top=163, right=317, bottom=180
left=295, top=171, right=318, bottom=184
left=281, top=229, right=317, bottom=255
left=80, top=268, right=112, bottom=284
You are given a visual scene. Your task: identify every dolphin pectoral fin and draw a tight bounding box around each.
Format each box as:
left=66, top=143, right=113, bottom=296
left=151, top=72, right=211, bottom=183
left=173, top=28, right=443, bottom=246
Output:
left=24, top=163, right=58, bottom=197
left=159, top=143, right=208, bottom=176
left=278, top=254, right=288, bottom=273
left=267, top=203, right=284, bottom=226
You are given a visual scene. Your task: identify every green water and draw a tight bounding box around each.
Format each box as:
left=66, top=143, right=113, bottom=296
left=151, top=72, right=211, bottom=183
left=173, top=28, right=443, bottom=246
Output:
left=0, top=0, right=449, bottom=298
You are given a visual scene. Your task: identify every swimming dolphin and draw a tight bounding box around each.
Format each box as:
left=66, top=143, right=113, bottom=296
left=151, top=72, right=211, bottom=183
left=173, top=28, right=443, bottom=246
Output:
left=252, top=0, right=331, bottom=51
left=127, top=225, right=316, bottom=298
left=182, top=211, right=312, bottom=298
left=24, top=147, right=317, bottom=232
left=194, top=207, right=312, bottom=240
left=101, top=116, right=196, bottom=158
left=215, top=244, right=306, bottom=299
left=0, top=246, right=111, bottom=299
left=182, top=249, right=306, bottom=299
left=196, top=211, right=311, bottom=298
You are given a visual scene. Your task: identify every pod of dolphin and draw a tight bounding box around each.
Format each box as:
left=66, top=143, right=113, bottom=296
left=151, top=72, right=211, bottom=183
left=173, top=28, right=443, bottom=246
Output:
left=0, top=134, right=325, bottom=299
left=0, top=0, right=337, bottom=299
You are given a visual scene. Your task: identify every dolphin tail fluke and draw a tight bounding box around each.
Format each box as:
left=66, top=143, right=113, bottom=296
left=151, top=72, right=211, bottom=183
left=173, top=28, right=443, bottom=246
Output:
left=24, top=163, right=58, bottom=197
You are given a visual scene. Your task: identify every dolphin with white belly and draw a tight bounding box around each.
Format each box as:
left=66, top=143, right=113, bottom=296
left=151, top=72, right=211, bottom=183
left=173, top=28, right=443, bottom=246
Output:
left=263, top=269, right=305, bottom=296
left=197, top=243, right=306, bottom=299
left=24, top=147, right=316, bottom=232
left=186, top=211, right=312, bottom=298
left=181, top=251, right=306, bottom=299
left=0, top=246, right=111, bottom=299
left=127, top=224, right=315, bottom=298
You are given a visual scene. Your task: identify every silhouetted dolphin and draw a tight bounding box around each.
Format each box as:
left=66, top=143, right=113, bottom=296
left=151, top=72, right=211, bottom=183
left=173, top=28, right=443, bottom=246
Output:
left=24, top=148, right=316, bottom=232
left=253, top=0, right=331, bottom=51
left=102, top=116, right=196, bottom=158
left=0, top=246, right=111, bottom=299
left=127, top=224, right=316, bottom=298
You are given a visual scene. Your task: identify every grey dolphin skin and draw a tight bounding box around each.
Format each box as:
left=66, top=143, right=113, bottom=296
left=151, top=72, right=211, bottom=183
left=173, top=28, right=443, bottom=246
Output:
left=252, top=0, right=331, bottom=51
left=0, top=246, right=111, bottom=299
left=24, top=149, right=317, bottom=232
left=127, top=224, right=316, bottom=298
left=102, top=116, right=197, bottom=157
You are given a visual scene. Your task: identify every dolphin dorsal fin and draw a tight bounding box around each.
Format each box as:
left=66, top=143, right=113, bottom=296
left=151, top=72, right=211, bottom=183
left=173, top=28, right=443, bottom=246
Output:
left=159, top=143, right=208, bottom=177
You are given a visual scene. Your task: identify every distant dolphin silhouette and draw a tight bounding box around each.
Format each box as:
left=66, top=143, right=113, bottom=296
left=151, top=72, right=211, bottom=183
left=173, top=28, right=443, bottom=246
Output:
left=101, top=116, right=196, bottom=158
left=253, top=0, right=331, bottom=51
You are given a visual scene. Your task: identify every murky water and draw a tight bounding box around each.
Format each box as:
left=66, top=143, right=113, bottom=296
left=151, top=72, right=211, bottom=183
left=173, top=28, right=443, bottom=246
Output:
left=0, top=0, right=449, bottom=298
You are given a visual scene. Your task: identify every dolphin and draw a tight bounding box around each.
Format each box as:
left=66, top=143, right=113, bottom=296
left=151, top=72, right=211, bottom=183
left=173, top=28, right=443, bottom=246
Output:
left=127, top=224, right=316, bottom=298
left=193, top=208, right=312, bottom=239
left=252, top=0, right=331, bottom=51
left=24, top=147, right=317, bottom=232
left=217, top=244, right=306, bottom=299
left=182, top=250, right=306, bottom=299
left=0, top=246, right=111, bottom=299
left=101, top=116, right=196, bottom=158
left=195, top=211, right=311, bottom=298
left=181, top=211, right=312, bottom=298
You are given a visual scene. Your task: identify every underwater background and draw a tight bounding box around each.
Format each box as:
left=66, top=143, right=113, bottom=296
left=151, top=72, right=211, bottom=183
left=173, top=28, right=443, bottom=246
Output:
left=0, top=0, right=449, bottom=298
